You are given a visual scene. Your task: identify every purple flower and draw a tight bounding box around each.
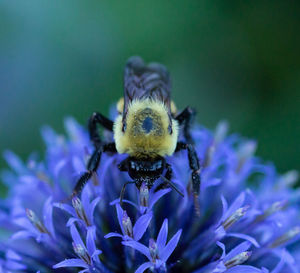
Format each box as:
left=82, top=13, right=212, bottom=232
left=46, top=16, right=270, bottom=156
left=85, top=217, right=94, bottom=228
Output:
left=53, top=223, right=102, bottom=272
left=0, top=117, right=299, bottom=272
left=104, top=203, right=153, bottom=241
left=122, top=219, right=182, bottom=273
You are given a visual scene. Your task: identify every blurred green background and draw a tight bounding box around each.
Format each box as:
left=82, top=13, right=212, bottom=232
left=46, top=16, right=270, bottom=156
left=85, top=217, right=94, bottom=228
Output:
left=0, top=1, right=299, bottom=194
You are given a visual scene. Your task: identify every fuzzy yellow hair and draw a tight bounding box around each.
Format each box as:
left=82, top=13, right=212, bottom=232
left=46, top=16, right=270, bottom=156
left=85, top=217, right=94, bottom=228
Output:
left=113, top=99, right=179, bottom=158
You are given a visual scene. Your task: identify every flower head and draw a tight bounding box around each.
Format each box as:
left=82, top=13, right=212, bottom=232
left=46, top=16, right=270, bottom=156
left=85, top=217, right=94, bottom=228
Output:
left=0, top=117, right=299, bottom=272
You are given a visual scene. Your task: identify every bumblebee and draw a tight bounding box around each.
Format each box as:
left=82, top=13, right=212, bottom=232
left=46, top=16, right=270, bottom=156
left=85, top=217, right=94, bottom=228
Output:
left=72, top=56, right=201, bottom=208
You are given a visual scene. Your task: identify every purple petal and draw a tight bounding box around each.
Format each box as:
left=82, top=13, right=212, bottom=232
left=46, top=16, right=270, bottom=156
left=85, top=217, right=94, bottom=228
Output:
left=122, top=241, right=151, bottom=260
left=3, top=150, right=26, bottom=174
left=220, top=195, right=228, bottom=221
left=53, top=258, right=88, bottom=269
left=160, top=229, right=182, bottom=262
left=40, top=125, right=57, bottom=145
left=53, top=203, right=77, bottom=217
left=72, top=156, right=86, bottom=173
left=225, top=241, right=251, bottom=262
left=87, top=197, right=101, bottom=223
left=133, top=212, right=153, bottom=241
left=66, top=217, right=81, bottom=227
left=11, top=230, right=34, bottom=240
left=157, top=219, right=168, bottom=252
left=70, top=223, right=86, bottom=250
left=54, top=159, right=67, bottom=178
left=226, top=233, right=260, bottom=248
left=226, top=265, right=267, bottom=273
left=43, top=197, right=55, bottom=238
left=110, top=198, right=139, bottom=210
left=271, top=249, right=293, bottom=273
left=116, top=204, right=125, bottom=235
left=216, top=241, right=226, bottom=258
left=222, top=192, right=245, bottom=222
left=4, top=261, right=27, bottom=270
left=149, top=189, right=171, bottom=210
left=104, top=232, right=123, bottom=239
left=201, top=177, right=221, bottom=191
left=86, top=226, right=96, bottom=256
left=81, top=185, right=91, bottom=213
left=6, top=250, right=22, bottom=261
left=135, top=262, right=153, bottom=273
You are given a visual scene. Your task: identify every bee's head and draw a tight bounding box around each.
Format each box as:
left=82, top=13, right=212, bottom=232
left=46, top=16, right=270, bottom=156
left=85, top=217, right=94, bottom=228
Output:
left=113, top=99, right=178, bottom=158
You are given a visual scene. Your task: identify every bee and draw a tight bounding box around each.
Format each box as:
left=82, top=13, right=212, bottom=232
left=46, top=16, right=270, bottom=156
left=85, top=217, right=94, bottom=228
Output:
left=72, top=56, right=201, bottom=208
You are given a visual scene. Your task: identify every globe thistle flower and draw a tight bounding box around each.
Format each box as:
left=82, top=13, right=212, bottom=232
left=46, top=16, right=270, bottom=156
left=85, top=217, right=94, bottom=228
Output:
left=0, top=116, right=299, bottom=273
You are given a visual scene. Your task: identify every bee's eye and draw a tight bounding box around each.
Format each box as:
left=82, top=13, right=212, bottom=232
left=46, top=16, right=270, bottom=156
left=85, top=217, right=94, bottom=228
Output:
left=142, top=117, right=153, bottom=133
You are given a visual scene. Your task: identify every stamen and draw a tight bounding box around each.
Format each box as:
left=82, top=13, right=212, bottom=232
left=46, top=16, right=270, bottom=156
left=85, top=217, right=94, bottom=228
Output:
left=277, top=170, right=299, bottom=188
left=149, top=238, right=158, bottom=262
left=236, top=141, right=256, bottom=173
left=72, top=197, right=91, bottom=226
left=255, top=200, right=287, bottom=223
left=225, top=251, right=252, bottom=268
left=122, top=210, right=133, bottom=238
left=72, top=242, right=91, bottom=265
left=204, top=121, right=228, bottom=166
left=139, top=183, right=149, bottom=207
left=269, top=226, right=300, bottom=248
left=222, top=205, right=250, bottom=230
left=26, top=208, right=49, bottom=234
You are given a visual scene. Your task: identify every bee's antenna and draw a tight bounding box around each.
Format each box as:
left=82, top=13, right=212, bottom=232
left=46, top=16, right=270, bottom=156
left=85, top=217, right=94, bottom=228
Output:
left=120, top=181, right=136, bottom=208
left=160, top=175, right=184, bottom=197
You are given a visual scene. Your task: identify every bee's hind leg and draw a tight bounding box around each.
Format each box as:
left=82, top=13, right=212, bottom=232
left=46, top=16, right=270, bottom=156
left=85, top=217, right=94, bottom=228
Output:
left=175, top=141, right=201, bottom=216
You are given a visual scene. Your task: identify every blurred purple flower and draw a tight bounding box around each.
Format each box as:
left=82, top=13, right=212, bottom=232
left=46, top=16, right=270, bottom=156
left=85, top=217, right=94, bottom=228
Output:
left=0, top=117, right=299, bottom=272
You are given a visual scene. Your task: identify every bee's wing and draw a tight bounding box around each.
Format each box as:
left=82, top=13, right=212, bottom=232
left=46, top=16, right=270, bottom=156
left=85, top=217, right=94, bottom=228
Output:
left=122, top=56, right=172, bottom=123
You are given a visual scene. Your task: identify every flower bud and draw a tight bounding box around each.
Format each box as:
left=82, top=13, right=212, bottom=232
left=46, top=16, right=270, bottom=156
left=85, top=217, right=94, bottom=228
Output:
left=72, top=242, right=91, bottom=265
left=26, top=208, right=49, bottom=234
left=72, top=197, right=90, bottom=226
left=225, top=251, right=252, bottom=268
left=255, top=200, right=287, bottom=223
left=139, top=183, right=149, bottom=207
left=149, top=238, right=158, bottom=261
left=122, top=210, right=133, bottom=238
left=270, top=226, right=300, bottom=248
left=222, top=205, right=249, bottom=230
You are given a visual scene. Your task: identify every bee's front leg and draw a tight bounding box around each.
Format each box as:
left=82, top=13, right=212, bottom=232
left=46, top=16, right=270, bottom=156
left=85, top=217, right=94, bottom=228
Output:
left=70, top=142, right=116, bottom=200
left=88, top=112, right=114, bottom=148
left=175, top=107, right=196, bottom=144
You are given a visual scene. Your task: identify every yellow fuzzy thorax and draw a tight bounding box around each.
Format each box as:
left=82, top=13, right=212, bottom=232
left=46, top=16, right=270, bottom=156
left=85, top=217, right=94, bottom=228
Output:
left=113, top=99, right=179, bottom=158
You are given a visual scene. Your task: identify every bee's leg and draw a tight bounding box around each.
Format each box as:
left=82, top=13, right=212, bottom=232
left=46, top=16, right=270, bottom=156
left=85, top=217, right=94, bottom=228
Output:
left=175, top=142, right=201, bottom=195
left=120, top=181, right=136, bottom=209
left=157, top=164, right=184, bottom=197
left=89, top=112, right=114, bottom=148
left=175, top=142, right=201, bottom=215
left=70, top=142, right=116, bottom=200
left=187, top=144, right=201, bottom=216
left=175, top=107, right=196, bottom=144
